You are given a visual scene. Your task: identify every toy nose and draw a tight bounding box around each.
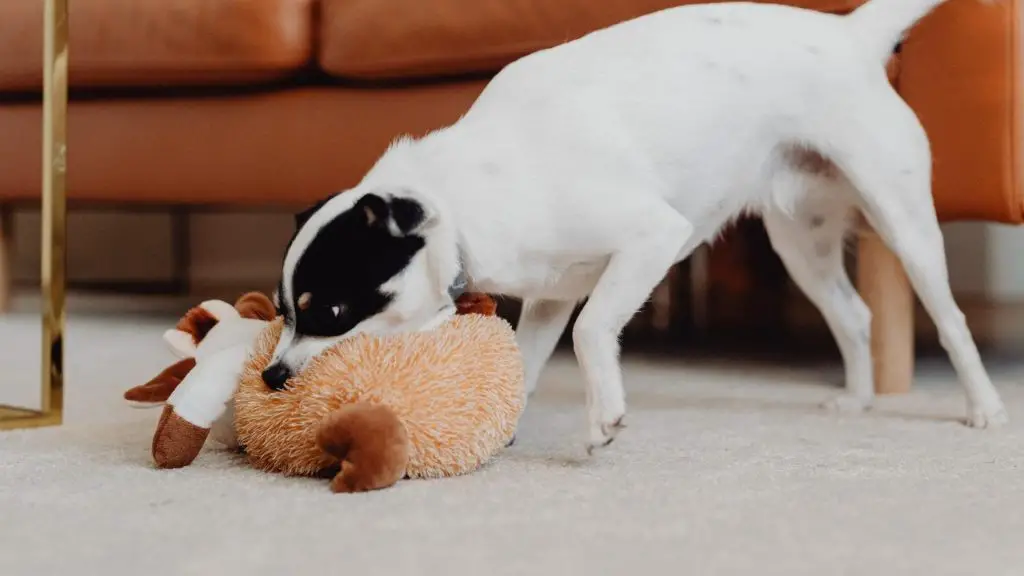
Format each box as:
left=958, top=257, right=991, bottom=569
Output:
left=262, top=364, right=291, bottom=390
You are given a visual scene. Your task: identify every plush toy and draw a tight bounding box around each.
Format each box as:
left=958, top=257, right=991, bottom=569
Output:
left=125, top=292, right=276, bottom=467
left=124, top=291, right=524, bottom=493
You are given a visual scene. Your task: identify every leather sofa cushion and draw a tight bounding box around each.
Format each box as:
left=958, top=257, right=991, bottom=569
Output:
left=0, top=85, right=487, bottom=205
left=0, top=0, right=314, bottom=92
left=320, top=0, right=865, bottom=80
left=901, top=0, right=1024, bottom=222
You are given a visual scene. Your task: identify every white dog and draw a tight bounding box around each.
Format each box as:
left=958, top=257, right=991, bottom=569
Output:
left=265, top=0, right=1008, bottom=453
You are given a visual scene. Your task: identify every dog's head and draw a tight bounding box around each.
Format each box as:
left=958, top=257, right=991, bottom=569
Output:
left=263, top=188, right=460, bottom=390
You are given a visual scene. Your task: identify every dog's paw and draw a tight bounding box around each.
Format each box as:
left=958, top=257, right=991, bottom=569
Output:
left=821, top=393, right=873, bottom=414
left=586, top=415, right=626, bottom=456
left=966, top=402, right=1009, bottom=429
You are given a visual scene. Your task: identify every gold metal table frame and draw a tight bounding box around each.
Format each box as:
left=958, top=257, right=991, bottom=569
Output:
left=0, top=0, right=67, bottom=430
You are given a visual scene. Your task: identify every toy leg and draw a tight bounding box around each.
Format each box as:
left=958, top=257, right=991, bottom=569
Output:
left=124, top=358, right=196, bottom=407
left=317, top=403, right=410, bottom=493
left=152, top=405, right=211, bottom=469
left=151, top=345, right=248, bottom=468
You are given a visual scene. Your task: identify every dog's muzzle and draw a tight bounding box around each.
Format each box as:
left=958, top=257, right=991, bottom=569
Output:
left=261, top=363, right=292, bottom=391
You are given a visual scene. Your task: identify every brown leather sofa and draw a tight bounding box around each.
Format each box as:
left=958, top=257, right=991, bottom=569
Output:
left=1, top=0, right=1022, bottom=393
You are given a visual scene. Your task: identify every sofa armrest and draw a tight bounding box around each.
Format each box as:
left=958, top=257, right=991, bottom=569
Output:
left=900, top=0, right=1024, bottom=224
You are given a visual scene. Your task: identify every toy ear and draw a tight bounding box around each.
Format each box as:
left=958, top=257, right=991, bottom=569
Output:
left=164, top=329, right=198, bottom=358
left=174, top=300, right=235, bottom=347
left=234, top=291, right=276, bottom=321
left=200, top=300, right=239, bottom=321
left=455, top=293, right=498, bottom=317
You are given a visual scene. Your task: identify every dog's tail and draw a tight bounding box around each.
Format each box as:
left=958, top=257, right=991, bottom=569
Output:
left=848, top=0, right=987, bottom=63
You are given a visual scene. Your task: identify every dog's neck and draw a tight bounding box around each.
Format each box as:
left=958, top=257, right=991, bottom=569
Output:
left=448, top=251, right=469, bottom=301
left=429, top=208, right=474, bottom=314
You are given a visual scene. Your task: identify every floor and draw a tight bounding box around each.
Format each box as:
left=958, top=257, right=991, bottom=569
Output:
left=2, top=295, right=1024, bottom=575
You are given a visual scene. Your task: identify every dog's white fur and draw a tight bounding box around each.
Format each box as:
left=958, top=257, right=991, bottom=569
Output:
left=277, top=0, right=1008, bottom=452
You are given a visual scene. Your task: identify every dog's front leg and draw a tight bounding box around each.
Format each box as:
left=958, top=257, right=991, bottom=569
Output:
left=574, top=209, right=694, bottom=454
left=516, top=299, right=577, bottom=399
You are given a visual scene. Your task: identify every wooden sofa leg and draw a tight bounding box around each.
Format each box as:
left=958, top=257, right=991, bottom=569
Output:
left=857, top=226, right=914, bottom=395
left=0, top=206, right=13, bottom=313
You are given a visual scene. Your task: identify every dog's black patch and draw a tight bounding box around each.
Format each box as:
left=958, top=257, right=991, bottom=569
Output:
left=287, top=193, right=427, bottom=338
left=279, top=192, right=341, bottom=304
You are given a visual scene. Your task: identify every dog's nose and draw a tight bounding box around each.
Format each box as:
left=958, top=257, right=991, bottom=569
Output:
left=261, top=363, right=292, bottom=390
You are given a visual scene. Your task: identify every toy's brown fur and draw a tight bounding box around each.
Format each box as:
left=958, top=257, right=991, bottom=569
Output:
left=234, top=310, right=524, bottom=487
left=455, top=292, right=498, bottom=316
left=152, top=405, right=210, bottom=469
left=175, top=307, right=219, bottom=345
left=317, top=404, right=410, bottom=493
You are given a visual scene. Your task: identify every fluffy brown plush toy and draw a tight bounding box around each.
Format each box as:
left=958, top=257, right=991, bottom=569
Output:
left=235, top=309, right=523, bottom=492
left=126, top=292, right=524, bottom=493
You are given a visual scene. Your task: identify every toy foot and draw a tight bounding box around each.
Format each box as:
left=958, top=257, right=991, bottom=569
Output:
left=152, top=405, right=210, bottom=469
left=317, top=403, right=410, bottom=493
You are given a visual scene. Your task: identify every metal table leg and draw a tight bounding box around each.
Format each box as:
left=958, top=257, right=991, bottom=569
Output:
left=0, top=0, right=67, bottom=430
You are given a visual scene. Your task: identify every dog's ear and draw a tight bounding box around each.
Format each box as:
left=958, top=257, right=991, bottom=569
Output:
left=294, top=194, right=334, bottom=229
left=355, top=193, right=391, bottom=229
left=199, top=300, right=240, bottom=322
left=356, top=190, right=437, bottom=236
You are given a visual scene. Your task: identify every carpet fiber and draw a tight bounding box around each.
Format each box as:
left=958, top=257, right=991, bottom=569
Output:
left=2, top=309, right=1024, bottom=575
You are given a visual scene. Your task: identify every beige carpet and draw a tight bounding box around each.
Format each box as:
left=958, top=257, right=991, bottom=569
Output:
left=2, top=306, right=1024, bottom=575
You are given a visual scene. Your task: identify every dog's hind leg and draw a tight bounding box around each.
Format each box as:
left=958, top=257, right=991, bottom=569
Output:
left=829, top=93, right=1007, bottom=428
left=763, top=174, right=873, bottom=412
left=516, top=299, right=577, bottom=398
